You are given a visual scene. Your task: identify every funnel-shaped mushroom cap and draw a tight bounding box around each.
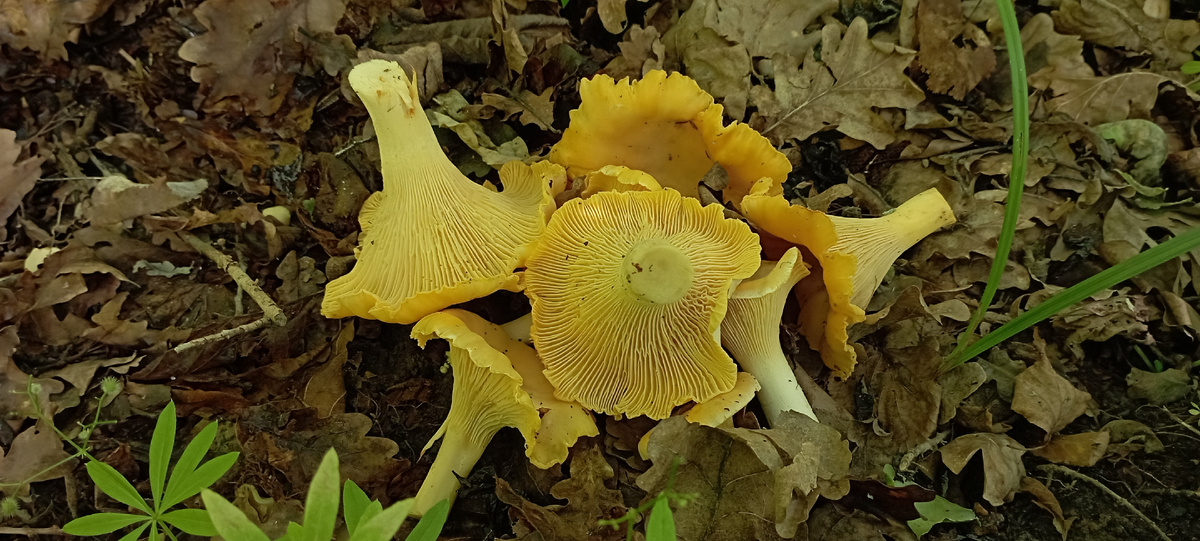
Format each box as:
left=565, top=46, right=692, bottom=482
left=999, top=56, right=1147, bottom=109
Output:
left=322, top=60, right=554, bottom=324
left=410, top=311, right=541, bottom=515
left=548, top=71, right=791, bottom=208
left=637, top=372, right=761, bottom=460
left=741, top=183, right=956, bottom=377
left=525, top=189, right=761, bottom=419
left=580, top=165, right=661, bottom=198
left=724, top=248, right=817, bottom=425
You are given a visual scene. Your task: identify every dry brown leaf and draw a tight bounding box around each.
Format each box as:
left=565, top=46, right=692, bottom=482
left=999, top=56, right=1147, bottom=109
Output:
left=661, top=0, right=752, bottom=119
left=1011, top=357, right=1094, bottom=436
left=1044, top=72, right=1168, bottom=126
left=1031, top=431, right=1109, bottom=467
left=1022, top=13, right=1093, bottom=90
left=301, top=322, right=351, bottom=417
left=1053, top=0, right=1200, bottom=69
left=0, top=129, right=43, bottom=242
left=705, top=0, right=836, bottom=59
left=0, top=0, right=113, bottom=60
left=87, top=175, right=208, bottom=225
left=938, top=362, right=987, bottom=423
left=178, top=0, right=347, bottom=115
left=751, top=17, right=925, bottom=148
left=497, top=443, right=628, bottom=541
left=940, top=433, right=1026, bottom=506
left=916, top=0, right=995, bottom=99
left=0, top=421, right=74, bottom=485
left=481, top=88, right=556, bottom=131
left=1020, top=476, right=1074, bottom=540
left=596, top=0, right=627, bottom=34
left=604, top=25, right=664, bottom=79
left=1126, top=368, right=1194, bottom=405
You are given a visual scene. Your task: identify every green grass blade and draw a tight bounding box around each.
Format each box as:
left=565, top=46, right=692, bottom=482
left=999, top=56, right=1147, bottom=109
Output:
left=405, top=499, right=448, bottom=541
left=62, top=513, right=148, bottom=535
left=951, top=0, right=1029, bottom=360
left=150, top=402, right=178, bottom=510
left=949, top=227, right=1200, bottom=365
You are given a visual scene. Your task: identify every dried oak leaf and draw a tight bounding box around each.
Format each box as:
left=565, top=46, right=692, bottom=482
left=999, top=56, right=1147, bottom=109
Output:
left=178, top=0, right=347, bottom=115
left=1022, top=13, right=1093, bottom=91
left=915, top=0, right=995, bottom=100
left=496, top=443, right=627, bottom=541
left=604, top=25, right=664, bottom=80
left=940, top=433, right=1026, bottom=506
left=638, top=413, right=851, bottom=540
left=1044, top=72, right=1168, bottom=126
left=661, top=0, right=751, bottom=119
left=751, top=17, right=924, bottom=148
left=0, top=0, right=112, bottom=60
left=0, top=421, right=74, bottom=485
left=1053, top=0, right=1200, bottom=69
left=0, top=129, right=43, bottom=241
left=1011, top=357, right=1095, bottom=436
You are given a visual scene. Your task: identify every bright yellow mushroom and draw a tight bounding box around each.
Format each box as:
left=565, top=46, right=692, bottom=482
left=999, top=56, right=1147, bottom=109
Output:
left=524, top=188, right=761, bottom=419
left=409, top=309, right=597, bottom=515
left=548, top=70, right=791, bottom=209
left=723, top=247, right=817, bottom=425
left=579, top=165, right=661, bottom=198
left=321, top=59, right=554, bottom=324
left=741, top=181, right=956, bottom=377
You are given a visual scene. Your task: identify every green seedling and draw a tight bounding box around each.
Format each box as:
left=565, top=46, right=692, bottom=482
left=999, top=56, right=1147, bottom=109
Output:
left=599, top=456, right=696, bottom=541
left=1134, top=345, right=1166, bottom=373
left=884, top=465, right=975, bottom=537
left=201, top=448, right=448, bottom=541
left=62, top=401, right=238, bottom=541
left=1182, top=60, right=1200, bottom=92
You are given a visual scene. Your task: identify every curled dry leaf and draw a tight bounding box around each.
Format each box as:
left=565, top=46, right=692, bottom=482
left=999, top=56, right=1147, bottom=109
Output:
left=496, top=443, right=627, bottom=541
left=916, top=0, right=995, bottom=100
left=750, top=17, right=925, bottom=148
left=1011, top=357, right=1095, bottom=437
left=87, top=175, right=208, bottom=225
left=1020, top=476, right=1074, bottom=541
left=940, top=433, right=1026, bottom=506
left=0, top=0, right=113, bottom=60
left=178, top=0, right=347, bottom=115
left=0, top=129, right=43, bottom=241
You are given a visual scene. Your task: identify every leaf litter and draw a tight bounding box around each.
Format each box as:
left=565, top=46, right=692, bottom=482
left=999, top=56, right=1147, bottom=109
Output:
left=2, top=0, right=1200, bottom=540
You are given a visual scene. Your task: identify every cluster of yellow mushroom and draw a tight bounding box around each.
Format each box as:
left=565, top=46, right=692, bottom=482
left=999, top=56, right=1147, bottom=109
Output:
left=321, top=60, right=956, bottom=516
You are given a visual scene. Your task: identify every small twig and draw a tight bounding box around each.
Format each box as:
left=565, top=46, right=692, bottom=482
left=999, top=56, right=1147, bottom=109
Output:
left=172, top=231, right=286, bottom=353
left=1161, top=407, right=1200, bottom=438
left=1038, top=464, right=1173, bottom=541
left=0, top=526, right=67, bottom=536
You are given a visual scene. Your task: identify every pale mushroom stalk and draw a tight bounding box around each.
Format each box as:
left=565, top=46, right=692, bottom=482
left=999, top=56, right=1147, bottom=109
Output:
left=411, top=428, right=488, bottom=513
left=723, top=248, right=817, bottom=425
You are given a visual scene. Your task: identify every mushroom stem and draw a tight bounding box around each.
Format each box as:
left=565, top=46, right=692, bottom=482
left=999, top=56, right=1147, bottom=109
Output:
left=411, top=428, right=486, bottom=516
left=501, top=313, right=532, bottom=343
left=729, top=346, right=815, bottom=424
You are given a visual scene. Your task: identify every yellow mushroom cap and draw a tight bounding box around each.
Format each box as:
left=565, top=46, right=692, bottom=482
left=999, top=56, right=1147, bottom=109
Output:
left=637, top=372, right=761, bottom=460
left=524, top=189, right=761, bottom=419
left=741, top=182, right=956, bottom=377
left=724, top=248, right=816, bottom=425
left=580, top=165, right=662, bottom=198
left=321, top=60, right=554, bottom=324
left=410, top=310, right=542, bottom=515
left=548, top=70, right=790, bottom=208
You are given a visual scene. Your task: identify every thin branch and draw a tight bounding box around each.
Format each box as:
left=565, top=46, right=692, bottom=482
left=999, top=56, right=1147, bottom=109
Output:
left=1038, top=464, right=1172, bottom=541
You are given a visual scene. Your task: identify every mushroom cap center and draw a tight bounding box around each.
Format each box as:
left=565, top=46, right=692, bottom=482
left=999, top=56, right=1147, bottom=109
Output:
left=622, top=238, right=694, bottom=304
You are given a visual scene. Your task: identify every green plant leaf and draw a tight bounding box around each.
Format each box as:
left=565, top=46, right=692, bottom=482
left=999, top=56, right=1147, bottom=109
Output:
left=301, top=448, right=341, bottom=541
left=342, top=479, right=372, bottom=535
left=349, top=498, right=414, bottom=541
left=85, top=461, right=152, bottom=514
left=115, top=522, right=151, bottom=541
left=908, top=496, right=976, bottom=536
left=148, top=522, right=160, bottom=541
left=645, top=498, right=676, bottom=541
left=149, top=401, right=177, bottom=510
left=1182, top=60, right=1200, bottom=75
left=161, top=452, right=240, bottom=510
left=405, top=498, right=448, bottom=541
left=62, top=512, right=148, bottom=535
left=201, top=489, right=271, bottom=541
left=162, top=508, right=217, bottom=536
left=164, top=420, right=220, bottom=508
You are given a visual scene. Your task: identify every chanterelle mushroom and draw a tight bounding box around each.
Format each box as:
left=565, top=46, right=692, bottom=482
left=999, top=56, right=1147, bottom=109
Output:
left=741, top=182, right=956, bottom=377
left=410, top=309, right=597, bottom=515
left=321, top=59, right=554, bottom=324
left=548, top=70, right=791, bottom=208
left=524, top=187, right=761, bottom=419
left=724, top=247, right=817, bottom=425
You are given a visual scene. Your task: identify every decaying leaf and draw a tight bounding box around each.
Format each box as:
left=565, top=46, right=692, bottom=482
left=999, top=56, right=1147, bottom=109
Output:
left=1044, top=72, right=1168, bottom=126
left=751, top=17, right=924, bottom=148
left=0, top=129, right=43, bottom=242
left=0, top=0, right=113, bottom=60
left=1126, top=368, right=1194, bottom=405
left=1031, top=431, right=1109, bottom=467
left=940, top=433, right=1026, bottom=506
left=428, top=90, right=531, bottom=168
left=916, top=0, right=995, bottom=99
left=178, top=0, right=347, bottom=114
left=497, top=443, right=628, bottom=541
left=1053, top=0, right=1200, bottom=68
left=1020, top=476, right=1074, bottom=540
left=1101, top=419, right=1165, bottom=456
left=0, top=421, right=74, bottom=485
left=596, top=0, right=628, bottom=34
left=638, top=413, right=851, bottom=540
left=1011, top=357, right=1095, bottom=436
left=605, top=25, right=664, bottom=79
left=87, top=175, right=208, bottom=225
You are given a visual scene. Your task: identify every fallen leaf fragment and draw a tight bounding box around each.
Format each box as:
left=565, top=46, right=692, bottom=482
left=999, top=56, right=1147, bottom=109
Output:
left=1126, top=368, right=1194, bottom=405
left=1020, top=476, right=1074, bottom=540
left=0, top=421, right=74, bottom=485
left=916, top=0, right=995, bottom=99
left=497, top=443, right=627, bottom=541
left=751, top=17, right=924, bottom=148
left=87, top=175, right=208, bottom=225
left=940, top=433, right=1026, bottom=506
left=0, top=0, right=114, bottom=60
left=1053, top=0, right=1200, bottom=68
left=0, top=129, right=43, bottom=241
left=1011, top=357, right=1094, bottom=436
left=1044, top=72, right=1168, bottom=125
left=1031, top=431, right=1109, bottom=467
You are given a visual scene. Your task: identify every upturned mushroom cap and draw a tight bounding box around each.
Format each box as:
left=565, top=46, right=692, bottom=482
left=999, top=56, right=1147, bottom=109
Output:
left=724, top=247, right=817, bottom=425
left=548, top=70, right=790, bottom=208
left=321, top=60, right=554, bottom=324
left=524, top=188, right=761, bottom=419
left=410, top=310, right=541, bottom=515
left=741, top=182, right=956, bottom=377
left=580, top=165, right=661, bottom=198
